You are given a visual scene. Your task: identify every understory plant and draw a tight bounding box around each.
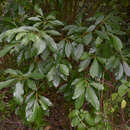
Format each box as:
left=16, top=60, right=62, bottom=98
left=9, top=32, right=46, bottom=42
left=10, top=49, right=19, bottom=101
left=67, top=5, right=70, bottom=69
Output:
left=0, top=1, right=129, bottom=129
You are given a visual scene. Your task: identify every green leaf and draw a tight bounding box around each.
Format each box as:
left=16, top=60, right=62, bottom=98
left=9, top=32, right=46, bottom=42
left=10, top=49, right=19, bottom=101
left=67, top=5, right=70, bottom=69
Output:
left=95, top=15, right=104, bottom=25
left=28, top=17, right=41, bottom=21
left=46, top=30, right=61, bottom=36
left=27, top=79, right=37, bottom=90
left=74, top=44, right=84, bottom=60
left=85, top=112, right=102, bottom=126
left=77, top=124, right=86, bottom=130
left=33, top=39, right=46, bottom=55
left=34, top=5, right=43, bottom=16
left=0, top=45, right=15, bottom=57
left=26, top=99, right=35, bottom=122
left=97, top=57, right=106, bottom=64
left=84, top=112, right=95, bottom=126
left=47, top=66, right=56, bottom=81
left=39, top=96, right=53, bottom=107
left=0, top=79, right=15, bottom=90
left=20, top=26, right=39, bottom=32
left=28, top=70, right=45, bottom=80
left=90, top=58, right=99, bottom=78
left=25, top=92, right=35, bottom=103
left=71, top=78, right=82, bottom=86
left=16, top=32, right=26, bottom=41
left=26, top=100, right=40, bottom=122
left=50, top=20, right=64, bottom=26
left=85, top=87, right=100, bottom=110
left=80, top=52, right=90, bottom=60
left=78, top=59, right=91, bottom=72
left=52, top=75, right=60, bottom=88
left=83, top=33, right=92, bottom=45
left=87, top=25, right=96, bottom=32
left=118, top=85, right=128, bottom=97
left=39, top=99, right=48, bottom=110
left=115, top=63, right=123, bottom=80
left=123, top=61, right=130, bottom=76
left=44, top=34, right=57, bottom=52
left=75, top=94, right=85, bottom=109
left=65, top=43, right=72, bottom=58
left=60, top=64, right=69, bottom=76
left=96, top=30, right=109, bottom=40
left=13, top=81, right=24, bottom=104
left=72, top=80, right=86, bottom=99
left=0, top=32, right=6, bottom=42
left=106, top=56, right=116, bottom=70
left=69, top=109, right=79, bottom=118
left=111, top=35, right=123, bottom=51
left=95, top=37, right=103, bottom=47
left=71, top=117, right=80, bottom=127
left=90, top=82, right=104, bottom=90
left=5, top=68, right=18, bottom=75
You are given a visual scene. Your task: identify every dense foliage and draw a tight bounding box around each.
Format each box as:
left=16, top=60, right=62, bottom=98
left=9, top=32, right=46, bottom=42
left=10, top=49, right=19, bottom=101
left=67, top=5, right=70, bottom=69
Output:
left=0, top=0, right=129, bottom=129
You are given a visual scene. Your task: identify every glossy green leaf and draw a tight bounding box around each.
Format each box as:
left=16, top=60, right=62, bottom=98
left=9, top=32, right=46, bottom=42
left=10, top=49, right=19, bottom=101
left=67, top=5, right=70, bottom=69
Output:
left=78, top=59, right=91, bottom=72
left=39, top=96, right=53, bottom=107
left=26, top=100, right=40, bottom=122
left=111, top=35, right=123, bottom=51
left=33, top=39, right=46, bottom=55
left=74, top=44, right=84, bottom=60
left=96, top=30, right=109, bottom=40
left=72, top=80, right=86, bottom=99
left=95, top=37, right=103, bottom=47
left=71, top=117, right=80, bottom=127
left=47, top=66, right=56, bottom=81
left=87, top=25, right=96, bottom=32
left=50, top=20, right=64, bottom=26
left=0, top=79, right=15, bottom=90
left=115, top=63, right=123, bottom=80
left=5, top=68, right=18, bottom=75
left=75, top=94, right=85, bottom=109
left=97, top=57, right=106, bottom=64
left=27, top=79, right=37, bottom=90
left=28, top=71, right=45, bottom=80
left=80, top=52, right=90, bottom=60
left=52, top=75, right=60, bottom=88
left=60, top=64, right=69, bottom=76
left=13, top=82, right=24, bottom=104
left=46, top=30, right=61, bottom=36
left=71, top=78, right=82, bottom=86
left=106, top=56, right=116, bottom=70
left=118, top=85, right=128, bottom=97
left=16, top=32, right=26, bottom=41
left=44, top=34, right=57, bottom=52
left=39, top=99, right=48, bottom=110
left=123, top=61, right=130, bottom=76
left=83, top=33, right=92, bottom=45
left=90, top=59, right=99, bottom=78
left=90, top=82, right=104, bottom=90
left=0, top=32, right=6, bottom=42
left=28, top=17, right=41, bottom=21
left=65, top=43, right=72, bottom=58
left=84, top=112, right=95, bottom=126
left=77, top=124, right=86, bottom=130
left=0, top=45, right=15, bottom=57
left=25, top=92, right=35, bottom=103
left=95, top=15, right=104, bottom=25
left=85, top=87, right=100, bottom=110
left=34, top=5, right=43, bottom=16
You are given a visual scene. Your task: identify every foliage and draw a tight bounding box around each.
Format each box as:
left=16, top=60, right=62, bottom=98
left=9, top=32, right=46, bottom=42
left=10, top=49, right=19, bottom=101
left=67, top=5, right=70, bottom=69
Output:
left=0, top=0, right=129, bottom=129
